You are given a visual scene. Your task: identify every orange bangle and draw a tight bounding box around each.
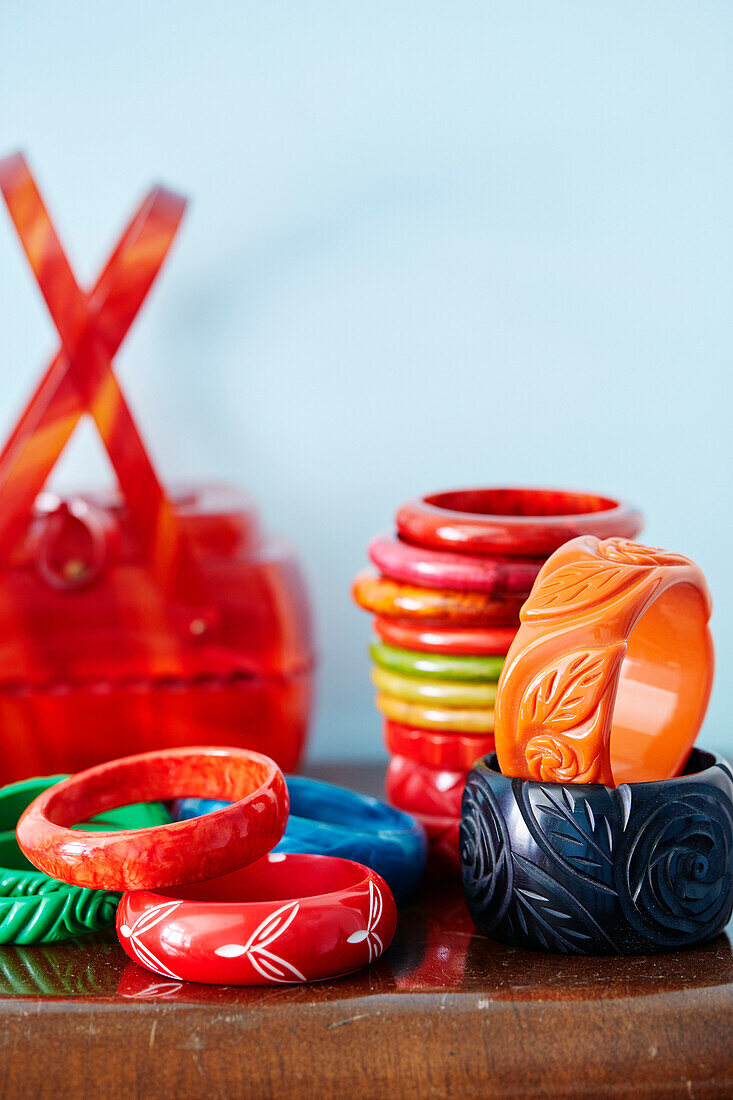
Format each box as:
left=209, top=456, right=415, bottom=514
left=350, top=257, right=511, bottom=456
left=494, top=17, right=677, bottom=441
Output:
left=494, top=537, right=714, bottom=787
left=352, top=570, right=523, bottom=627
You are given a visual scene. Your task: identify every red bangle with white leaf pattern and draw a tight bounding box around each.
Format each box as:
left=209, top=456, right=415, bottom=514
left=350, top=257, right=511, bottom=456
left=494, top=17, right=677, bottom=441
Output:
left=117, top=852, right=397, bottom=985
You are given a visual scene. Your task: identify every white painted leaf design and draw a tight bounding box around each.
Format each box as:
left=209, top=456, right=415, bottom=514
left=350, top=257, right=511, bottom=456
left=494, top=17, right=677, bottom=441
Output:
left=347, top=929, right=369, bottom=944
left=214, top=944, right=248, bottom=958
left=243, top=901, right=300, bottom=953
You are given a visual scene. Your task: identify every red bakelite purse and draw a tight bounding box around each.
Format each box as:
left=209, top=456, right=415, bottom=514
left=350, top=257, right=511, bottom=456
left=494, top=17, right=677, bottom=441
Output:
left=0, top=154, right=314, bottom=783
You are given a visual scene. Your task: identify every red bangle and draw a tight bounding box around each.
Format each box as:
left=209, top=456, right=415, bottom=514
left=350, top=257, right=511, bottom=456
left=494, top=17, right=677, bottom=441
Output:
left=374, top=618, right=517, bottom=656
left=117, top=852, right=397, bottom=985
left=16, top=747, right=288, bottom=891
left=385, top=754, right=465, bottom=818
left=353, top=570, right=524, bottom=627
left=384, top=720, right=495, bottom=771
left=406, top=809, right=461, bottom=874
left=396, top=487, right=643, bottom=557
left=367, top=532, right=541, bottom=596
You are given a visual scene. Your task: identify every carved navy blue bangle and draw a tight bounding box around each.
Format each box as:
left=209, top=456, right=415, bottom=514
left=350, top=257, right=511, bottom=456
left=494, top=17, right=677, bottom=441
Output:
left=460, top=750, right=733, bottom=955
left=173, top=775, right=428, bottom=902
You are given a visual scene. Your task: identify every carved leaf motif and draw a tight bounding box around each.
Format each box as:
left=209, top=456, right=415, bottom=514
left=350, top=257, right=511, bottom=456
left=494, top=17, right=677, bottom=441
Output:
left=522, top=782, right=619, bottom=893
left=597, top=539, right=689, bottom=568
left=522, top=560, right=644, bottom=620
left=507, top=853, right=617, bottom=953
left=519, top=645, right=626, bottom=737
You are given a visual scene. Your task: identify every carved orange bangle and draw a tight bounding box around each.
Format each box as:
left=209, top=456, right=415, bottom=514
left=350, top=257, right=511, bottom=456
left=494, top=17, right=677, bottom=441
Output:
left=352, top=571, right=524, bottom=627
left=494, top=538, right=714, bottom=787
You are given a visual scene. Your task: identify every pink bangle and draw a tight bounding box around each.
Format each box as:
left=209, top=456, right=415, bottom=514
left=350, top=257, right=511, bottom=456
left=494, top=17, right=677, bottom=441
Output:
left=385, top=754, right=465, bottom=818
left=117, top=852, right=397, bottom=985
left=368, top=532, right=541, bottom=595
left=16, top=747, right=288, bottom=891
left=396, top=487, right=643, bottom=557
left=374, top=618, right=518, bottom=656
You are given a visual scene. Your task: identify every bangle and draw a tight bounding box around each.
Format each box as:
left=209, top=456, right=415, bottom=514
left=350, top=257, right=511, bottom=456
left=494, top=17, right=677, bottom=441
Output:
left=384, top=720, right=495, bottom=771
left=353, top=571, right=523, bottom=627
left=396, top=487, right=643, bottom=557
left=370, top=640, right=504, bottom=682
left=172, top=775, right=427, bottom=903
left=374, top=618, right=518, bottom=656
left=385, top=754, right=464, bottom=818
left=0, top=943, right=118, bottom=996
left=117, top=853, right=397, bottom=984
left=376, top=693, right=495, bottom=733
left=461, top=750, right=733, bottom=954
left=405, top=809, right=461, bottom=874
left=368, top=532, right=541, bottom=595
left=0, top=776, right=170, bottom=944
left=16, top=747, right=288, bottom=891
left=494, top=537, right=714, bottom=786
left=371, top=666, right=497, bottom=709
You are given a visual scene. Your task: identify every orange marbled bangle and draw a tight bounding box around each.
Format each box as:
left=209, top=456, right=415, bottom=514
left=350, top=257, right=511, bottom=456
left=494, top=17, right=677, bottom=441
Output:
left=352, top=570, right=524, bottom=628
left=494, top=537, right=714, bottom=787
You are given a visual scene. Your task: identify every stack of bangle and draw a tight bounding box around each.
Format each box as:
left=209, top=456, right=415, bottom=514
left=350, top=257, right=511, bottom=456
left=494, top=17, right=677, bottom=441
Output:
left=353, top=488, right=643, bottom=873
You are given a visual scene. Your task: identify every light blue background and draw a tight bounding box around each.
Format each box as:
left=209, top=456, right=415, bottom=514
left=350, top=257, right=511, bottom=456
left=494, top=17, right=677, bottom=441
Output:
left=1, top=2, right=731, bottom=761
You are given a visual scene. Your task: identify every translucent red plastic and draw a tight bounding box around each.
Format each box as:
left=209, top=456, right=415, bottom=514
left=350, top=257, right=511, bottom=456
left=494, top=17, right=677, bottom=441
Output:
left=0, top=155, right=314, bottom=781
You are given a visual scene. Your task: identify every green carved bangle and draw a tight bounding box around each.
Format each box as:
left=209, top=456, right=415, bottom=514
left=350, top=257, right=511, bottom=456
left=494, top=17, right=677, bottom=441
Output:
left=0, top=775, right=171, bottom=944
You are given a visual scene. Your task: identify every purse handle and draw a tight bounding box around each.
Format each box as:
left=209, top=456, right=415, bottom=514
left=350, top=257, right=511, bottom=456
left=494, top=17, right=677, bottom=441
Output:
left=0, top=153, right=215, bottom=631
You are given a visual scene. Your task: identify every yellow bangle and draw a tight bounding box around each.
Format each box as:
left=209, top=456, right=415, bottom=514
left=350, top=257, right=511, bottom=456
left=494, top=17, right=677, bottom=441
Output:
left=375, top=693, right=495, bottom=733
left=371, top=666, right=497, bottom=708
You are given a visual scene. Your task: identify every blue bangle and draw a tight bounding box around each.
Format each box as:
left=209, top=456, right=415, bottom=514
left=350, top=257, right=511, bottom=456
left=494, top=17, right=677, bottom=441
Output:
left=461, top=749, right=733, bottom=955
left=173, top=775, right=427, bottom=902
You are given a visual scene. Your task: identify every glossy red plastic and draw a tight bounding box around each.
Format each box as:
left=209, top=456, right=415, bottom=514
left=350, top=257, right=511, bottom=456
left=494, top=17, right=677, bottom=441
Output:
left=405, top=809, right=461, bottom=875
left=374, top=618, right=518, bottom=656
left=396, top=488, right=643, bottom=557
left=16, top=747, right=288, bottom=890
left=385, top=755, right=465, bottom=819
left=117, top=852, right=397, bottom=985
left=384, top=720, right=495, bottom=771
left=368, top=532, right=541, bottom=595
left=0, top=155, right=314, bottom=782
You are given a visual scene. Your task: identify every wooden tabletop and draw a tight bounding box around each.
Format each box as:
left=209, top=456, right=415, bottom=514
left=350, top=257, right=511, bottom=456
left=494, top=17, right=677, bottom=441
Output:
left=2, top=763, right=732, bottom=1099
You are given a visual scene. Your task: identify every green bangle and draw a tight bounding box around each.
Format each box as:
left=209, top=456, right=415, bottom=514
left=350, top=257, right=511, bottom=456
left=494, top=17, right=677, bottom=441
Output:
left=0, top=941, right=120, bottom=996
left=371, top=665, right=498, bottom=707
left=369, top=639, right=505, bottom=682
left=0, top=776, right=171, bottom=944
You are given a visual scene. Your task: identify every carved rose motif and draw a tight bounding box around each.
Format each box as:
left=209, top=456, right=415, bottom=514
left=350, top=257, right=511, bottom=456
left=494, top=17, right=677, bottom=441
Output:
left=517, top=646, right=624, bottom=785
left=596, top=539, right=689, bottom=568
left=460, top=775, right=513, bottom=931
left=616, top=786, right=733, bottom=948
left=524, top=735, right=601, bottom=784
